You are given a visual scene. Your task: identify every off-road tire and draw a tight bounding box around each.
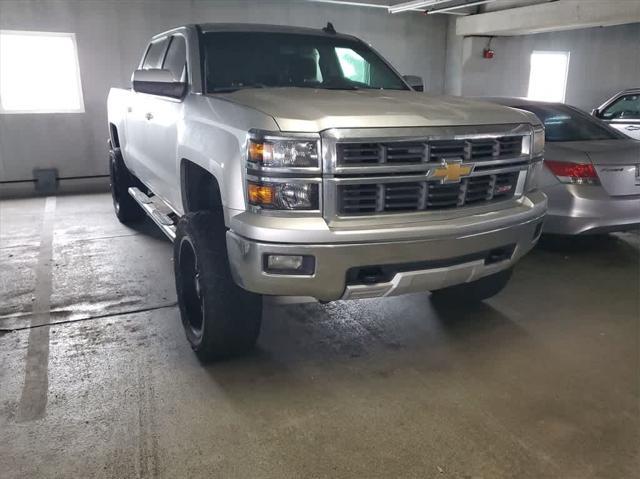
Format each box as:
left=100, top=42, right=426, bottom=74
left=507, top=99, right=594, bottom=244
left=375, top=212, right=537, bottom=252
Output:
left=174, top=211, right=262, bottom=361
left=109, top=148, right=144, bottom=224
left=430, top=268, right=513, bottom=304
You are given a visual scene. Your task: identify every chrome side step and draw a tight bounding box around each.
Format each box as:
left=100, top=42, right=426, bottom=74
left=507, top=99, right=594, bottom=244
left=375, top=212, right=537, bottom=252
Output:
left=128, top=187, right=177, bottom=241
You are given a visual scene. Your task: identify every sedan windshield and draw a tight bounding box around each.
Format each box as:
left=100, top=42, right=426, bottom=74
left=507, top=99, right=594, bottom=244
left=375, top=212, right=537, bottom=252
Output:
left=202, top=31, right=409, bottom=93
left=513, top=103, right=626, bottom=142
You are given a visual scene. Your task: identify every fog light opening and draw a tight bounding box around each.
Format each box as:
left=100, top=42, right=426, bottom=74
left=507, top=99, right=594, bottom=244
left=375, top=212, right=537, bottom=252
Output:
left=263, top=254, right=315, bottom=275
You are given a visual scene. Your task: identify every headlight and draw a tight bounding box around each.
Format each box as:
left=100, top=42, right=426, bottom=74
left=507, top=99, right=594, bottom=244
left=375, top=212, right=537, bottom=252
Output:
left=248, top=138, right=319, bottom=169
left=246, top=132, right=321, bottom=212
left=532, top=126, right=545, bottom=157
left=247, top=180, right=319, bottom=210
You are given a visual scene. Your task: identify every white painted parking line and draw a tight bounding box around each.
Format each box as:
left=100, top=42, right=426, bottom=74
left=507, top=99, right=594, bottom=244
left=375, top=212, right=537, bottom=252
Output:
left=18, top=196, right=56, bottom=422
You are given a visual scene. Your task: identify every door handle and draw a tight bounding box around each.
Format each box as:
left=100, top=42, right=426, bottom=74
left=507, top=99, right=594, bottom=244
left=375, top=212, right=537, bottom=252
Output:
left=625, top=125, right=640, bottom=131
left=127, top=106, right=132, bottom=113
left=145, top=112, right=154, bottom=120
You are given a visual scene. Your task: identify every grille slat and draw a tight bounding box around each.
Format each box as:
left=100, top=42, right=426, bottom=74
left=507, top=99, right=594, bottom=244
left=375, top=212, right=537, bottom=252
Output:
left=385, top=143, right=425, bottom=164
left=338, top=144, right=381, bottom=164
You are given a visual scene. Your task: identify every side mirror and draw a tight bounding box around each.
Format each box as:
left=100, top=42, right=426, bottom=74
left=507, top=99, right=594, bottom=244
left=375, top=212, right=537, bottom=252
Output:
left=591, top=108, right=601, bottom=118
left=132, top=69, right=187, bottom=99
left=403, top=75, right=424, bottom=92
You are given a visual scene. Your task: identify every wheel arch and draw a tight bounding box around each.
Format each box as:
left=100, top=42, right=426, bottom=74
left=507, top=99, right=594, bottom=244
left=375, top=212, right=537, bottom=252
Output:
left=180, top=159, right=224, bottom=215
left=109, top=123, right=121, bottom=149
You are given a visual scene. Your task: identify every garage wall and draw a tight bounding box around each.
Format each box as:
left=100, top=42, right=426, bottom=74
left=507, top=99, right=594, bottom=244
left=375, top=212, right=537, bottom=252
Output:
left=445, top=21, right=640, bottom=112
left=0, top=0, right=447, bottom=184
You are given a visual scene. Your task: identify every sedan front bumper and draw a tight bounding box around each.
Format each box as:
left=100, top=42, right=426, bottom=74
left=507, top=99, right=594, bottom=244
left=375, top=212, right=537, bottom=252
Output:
left=226, top=192, right=546, bottom=302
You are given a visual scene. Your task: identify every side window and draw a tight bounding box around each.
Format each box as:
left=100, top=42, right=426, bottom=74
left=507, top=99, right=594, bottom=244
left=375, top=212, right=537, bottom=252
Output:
left=163, top=36, right=187, bottom=81
left=142, top=38, right=169, bottom=70
left=336, top=47, right=370, bottom=84
left=602, top=94, right=640, bottom=120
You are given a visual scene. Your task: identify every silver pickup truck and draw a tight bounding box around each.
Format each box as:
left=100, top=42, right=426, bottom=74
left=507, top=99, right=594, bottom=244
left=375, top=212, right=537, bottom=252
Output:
left=107, top=23, right=547, bottom=360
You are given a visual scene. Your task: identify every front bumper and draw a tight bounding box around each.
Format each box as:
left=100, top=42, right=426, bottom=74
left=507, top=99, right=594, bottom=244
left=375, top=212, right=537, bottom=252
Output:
left=543, top=184, right=640, bottom=235
left=226, top=191, right=546, bottom=302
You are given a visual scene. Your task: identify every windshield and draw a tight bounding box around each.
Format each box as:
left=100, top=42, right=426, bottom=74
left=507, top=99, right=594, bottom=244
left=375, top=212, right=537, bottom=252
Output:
left=202, top=32, right=409, bottom=93
left=513, top=103, right=625, bottom=142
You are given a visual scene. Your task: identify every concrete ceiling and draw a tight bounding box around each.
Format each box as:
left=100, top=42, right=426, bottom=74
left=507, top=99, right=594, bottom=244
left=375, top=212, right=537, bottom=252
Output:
left=307, top=0, right=490, bottom=14
left=307, top=0, right=551, bottom=15
left=307, top=0, right=640, bottom=37
left=458, top=0, right=640, bottom=36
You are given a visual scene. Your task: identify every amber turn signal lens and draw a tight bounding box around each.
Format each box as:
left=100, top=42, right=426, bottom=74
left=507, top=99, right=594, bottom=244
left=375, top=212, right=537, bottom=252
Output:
left=249, top=140, right=265, bottom=162
left=248, top=182, right=275, bottom=205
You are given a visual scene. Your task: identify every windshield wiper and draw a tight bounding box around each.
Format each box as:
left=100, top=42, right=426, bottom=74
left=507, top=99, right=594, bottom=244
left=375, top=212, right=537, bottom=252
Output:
left=210, top=84, right=267, bottom=93
left=323, top=85, right=359, bottom=91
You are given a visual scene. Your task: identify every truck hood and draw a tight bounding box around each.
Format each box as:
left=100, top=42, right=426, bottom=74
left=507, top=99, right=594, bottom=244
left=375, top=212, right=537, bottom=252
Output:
left=216, top=88, right=539, bottom=132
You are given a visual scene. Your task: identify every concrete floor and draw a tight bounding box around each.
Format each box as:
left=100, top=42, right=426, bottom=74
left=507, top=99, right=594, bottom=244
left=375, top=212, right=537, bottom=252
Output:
left=0, top=193, right=638, bottom=478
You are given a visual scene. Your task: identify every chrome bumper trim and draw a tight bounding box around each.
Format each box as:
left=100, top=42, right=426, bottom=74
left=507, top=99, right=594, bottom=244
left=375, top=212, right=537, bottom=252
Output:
left=340, top=258, right=509, bottom=300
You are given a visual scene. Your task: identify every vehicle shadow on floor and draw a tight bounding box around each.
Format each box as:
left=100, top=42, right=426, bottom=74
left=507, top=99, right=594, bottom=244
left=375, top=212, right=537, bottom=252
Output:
left=537, top=231, right=639, bottom=255
left=126, top=216, right=171, bottom=242
left=200, top=293, right=531, bottom=394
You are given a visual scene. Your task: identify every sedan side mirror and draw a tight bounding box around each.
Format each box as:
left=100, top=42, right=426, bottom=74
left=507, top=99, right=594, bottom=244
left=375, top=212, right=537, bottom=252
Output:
left=591, top=108, right=601, bottom=118
left=403, top=75, right=424, bottom=92
left=132, top=69, right=187, bottom=99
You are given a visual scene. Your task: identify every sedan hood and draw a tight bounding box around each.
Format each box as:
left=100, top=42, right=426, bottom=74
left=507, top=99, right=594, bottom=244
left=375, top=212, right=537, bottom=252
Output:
left=549, top=139, right=640, bottom=166
left=216, top=88, right=539, bottom=132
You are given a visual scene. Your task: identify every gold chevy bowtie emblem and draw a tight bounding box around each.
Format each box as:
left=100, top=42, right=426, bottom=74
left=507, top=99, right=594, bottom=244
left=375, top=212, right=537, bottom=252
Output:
left=431, top=160, right=473, bottom=182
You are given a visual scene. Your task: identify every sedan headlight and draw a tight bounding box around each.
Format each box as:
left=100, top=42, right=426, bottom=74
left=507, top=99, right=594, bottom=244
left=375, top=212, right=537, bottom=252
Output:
left=248, top=138, right=319, bottom=169
left=532, top=126, right=545, bottom=157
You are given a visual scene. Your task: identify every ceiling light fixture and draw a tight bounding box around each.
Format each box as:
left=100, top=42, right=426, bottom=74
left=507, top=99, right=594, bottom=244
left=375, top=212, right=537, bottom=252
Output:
left=425, top=0, right=496, bottom=14
left=388, top=0, right=448, bottom=14
left=308, top=0, right=389, bottom=9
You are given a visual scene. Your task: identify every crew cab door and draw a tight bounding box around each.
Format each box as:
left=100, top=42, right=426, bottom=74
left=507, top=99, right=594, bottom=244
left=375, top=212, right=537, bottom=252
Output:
left=136, top=34, right=188, bottom=208
left=125, top=37, right=171, bottom=195
left=597, top=92, right=640, bottom=140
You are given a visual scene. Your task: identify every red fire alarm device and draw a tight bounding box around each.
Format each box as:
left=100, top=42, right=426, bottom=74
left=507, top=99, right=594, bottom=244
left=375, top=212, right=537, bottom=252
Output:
left=483, top=48, right=495, bottom=59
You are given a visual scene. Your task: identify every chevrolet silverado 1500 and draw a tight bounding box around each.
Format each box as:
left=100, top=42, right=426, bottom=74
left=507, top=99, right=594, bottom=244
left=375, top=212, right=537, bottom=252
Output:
left=107, top=23, right=547, bottom=360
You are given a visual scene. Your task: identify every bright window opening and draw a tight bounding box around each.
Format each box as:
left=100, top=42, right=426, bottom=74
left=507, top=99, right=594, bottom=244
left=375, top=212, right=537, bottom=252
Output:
left=336, top=47, right=370, bottom=85
left=0, top=30, right=84, bottom=113
left=527, top=51, right=570, bottom=103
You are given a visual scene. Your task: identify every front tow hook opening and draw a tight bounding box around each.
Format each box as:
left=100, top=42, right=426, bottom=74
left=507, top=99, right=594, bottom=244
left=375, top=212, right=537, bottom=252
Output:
left=484, top=245, right=516, bottom=265
left=357, top=267, right=388, bottom=285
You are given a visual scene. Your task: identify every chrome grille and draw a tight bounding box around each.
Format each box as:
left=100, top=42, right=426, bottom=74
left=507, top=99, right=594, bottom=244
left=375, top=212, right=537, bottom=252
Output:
left=337, top=172, right=519, bottom=215
left=337, top=136, right=525, bottom=167
left=324, top=125, right=533, bottom=220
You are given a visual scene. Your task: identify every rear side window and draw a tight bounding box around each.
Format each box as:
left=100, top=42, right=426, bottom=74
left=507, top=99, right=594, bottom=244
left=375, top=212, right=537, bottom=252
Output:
left=163, top=36, right=187, bottom=81
left=142, top=38, right=169, bottom=69
left=601, top=94, right=640, bottom=121
left=514, top=103, right=624, bottom=142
